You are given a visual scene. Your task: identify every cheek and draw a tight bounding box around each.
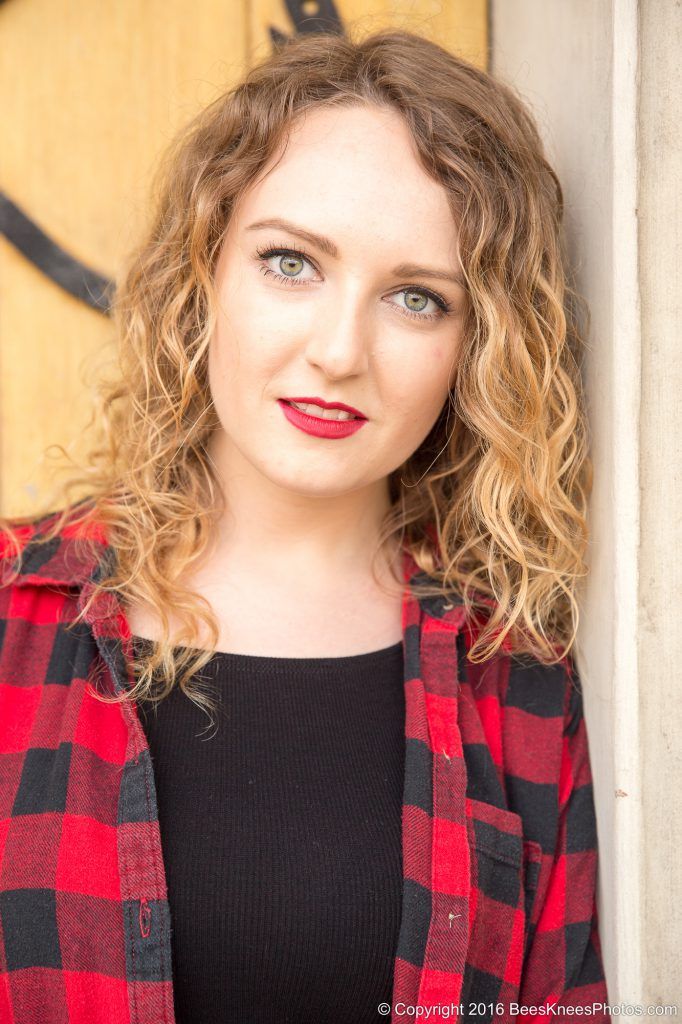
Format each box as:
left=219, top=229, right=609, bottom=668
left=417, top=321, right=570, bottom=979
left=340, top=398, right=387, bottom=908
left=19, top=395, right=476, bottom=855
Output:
left=391, top=347, right=453, bottom=413
left=375, top=349, right=454, bottom=465
left=431, top=338, right=462, bottom=395
left=208, top=319, right=293, bottom=419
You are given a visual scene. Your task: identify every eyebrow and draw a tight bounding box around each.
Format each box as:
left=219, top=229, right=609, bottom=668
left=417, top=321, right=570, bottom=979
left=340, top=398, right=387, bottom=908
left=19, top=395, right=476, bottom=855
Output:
left=246, top=217, right=466, bottom=289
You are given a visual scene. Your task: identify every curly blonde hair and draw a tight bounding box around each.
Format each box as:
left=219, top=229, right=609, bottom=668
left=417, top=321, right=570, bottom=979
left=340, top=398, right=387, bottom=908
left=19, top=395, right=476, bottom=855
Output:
left=0, top=28, right=592, bottom=722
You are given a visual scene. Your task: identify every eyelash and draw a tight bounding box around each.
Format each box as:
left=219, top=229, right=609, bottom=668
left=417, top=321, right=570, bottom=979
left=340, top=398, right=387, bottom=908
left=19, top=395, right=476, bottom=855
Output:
left=254, top=242, right=454, bottom=322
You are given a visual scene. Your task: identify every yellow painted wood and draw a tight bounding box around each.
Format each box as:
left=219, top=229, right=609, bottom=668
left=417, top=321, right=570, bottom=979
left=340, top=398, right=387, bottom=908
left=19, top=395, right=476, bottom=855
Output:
left=0, top=0, right=249, bottom=516
left=249, top=0, right=488, bottom=68
left=0, top=0, right=486, bottom=518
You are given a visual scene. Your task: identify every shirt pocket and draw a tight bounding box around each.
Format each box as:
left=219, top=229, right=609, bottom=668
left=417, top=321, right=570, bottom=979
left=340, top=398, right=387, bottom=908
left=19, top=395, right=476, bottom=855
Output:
left=463, top=797, right=543, bottom=1005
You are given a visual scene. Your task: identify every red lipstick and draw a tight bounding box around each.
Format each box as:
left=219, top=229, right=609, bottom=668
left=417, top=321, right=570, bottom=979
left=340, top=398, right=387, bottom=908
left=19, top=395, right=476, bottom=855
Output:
left=277, top=397, right=368, bottom=439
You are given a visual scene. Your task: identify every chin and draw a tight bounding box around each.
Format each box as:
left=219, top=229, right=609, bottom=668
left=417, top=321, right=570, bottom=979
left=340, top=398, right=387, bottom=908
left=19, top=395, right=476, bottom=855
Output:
left=263, top=462, right=360, bottom=498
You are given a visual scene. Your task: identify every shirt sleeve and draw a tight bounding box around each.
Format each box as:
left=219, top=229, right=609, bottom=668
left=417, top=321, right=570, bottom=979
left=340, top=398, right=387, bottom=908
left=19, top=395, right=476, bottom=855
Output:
left=517, top=660, right=612, bottom=1019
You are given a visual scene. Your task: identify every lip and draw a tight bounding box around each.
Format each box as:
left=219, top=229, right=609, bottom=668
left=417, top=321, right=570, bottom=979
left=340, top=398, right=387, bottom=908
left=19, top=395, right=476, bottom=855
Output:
left=282, top=395, right=367, bottom=419
left=277, top=399, right=368, bottom=439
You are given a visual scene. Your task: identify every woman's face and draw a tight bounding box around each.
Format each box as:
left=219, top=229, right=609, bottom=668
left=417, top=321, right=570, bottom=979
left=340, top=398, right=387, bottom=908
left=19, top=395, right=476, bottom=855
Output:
left=208, top=102, right=467, bottom=501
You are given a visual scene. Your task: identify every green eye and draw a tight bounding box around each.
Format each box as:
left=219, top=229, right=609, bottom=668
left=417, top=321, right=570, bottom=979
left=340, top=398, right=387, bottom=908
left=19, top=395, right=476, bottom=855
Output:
left=278, top=255, right=305, bottom=276
left=256, top=245, right=316, bottom=286
left=404, top=291, right=429, bottom=312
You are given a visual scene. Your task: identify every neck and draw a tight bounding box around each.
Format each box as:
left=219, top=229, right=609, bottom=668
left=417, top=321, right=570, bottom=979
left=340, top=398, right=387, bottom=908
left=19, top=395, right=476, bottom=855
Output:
left=203, top=430, right=401, bottom=589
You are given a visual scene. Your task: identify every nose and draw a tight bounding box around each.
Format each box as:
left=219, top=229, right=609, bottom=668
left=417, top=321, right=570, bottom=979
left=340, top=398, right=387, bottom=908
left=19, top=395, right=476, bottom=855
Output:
left=302, top=284, right=371, bottom=379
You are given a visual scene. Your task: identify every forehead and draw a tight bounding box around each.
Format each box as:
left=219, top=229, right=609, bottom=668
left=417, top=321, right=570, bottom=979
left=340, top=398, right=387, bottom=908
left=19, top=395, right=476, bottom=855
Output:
left=231, top=104, right=459, bottom=259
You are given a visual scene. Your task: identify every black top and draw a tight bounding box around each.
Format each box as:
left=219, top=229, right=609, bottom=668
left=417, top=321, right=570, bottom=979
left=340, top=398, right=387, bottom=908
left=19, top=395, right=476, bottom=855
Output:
left=134, top=636, right=406, bottom=1024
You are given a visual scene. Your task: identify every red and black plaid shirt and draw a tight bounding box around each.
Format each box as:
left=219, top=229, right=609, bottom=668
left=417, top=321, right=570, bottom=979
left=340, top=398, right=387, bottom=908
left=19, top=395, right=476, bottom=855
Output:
left=0, top=508, right=610, bottom=1023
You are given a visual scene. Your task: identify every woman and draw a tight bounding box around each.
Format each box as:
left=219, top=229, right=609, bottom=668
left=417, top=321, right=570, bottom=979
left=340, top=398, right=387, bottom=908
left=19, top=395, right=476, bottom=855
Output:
left=0, top=28, right=610, bottom=1024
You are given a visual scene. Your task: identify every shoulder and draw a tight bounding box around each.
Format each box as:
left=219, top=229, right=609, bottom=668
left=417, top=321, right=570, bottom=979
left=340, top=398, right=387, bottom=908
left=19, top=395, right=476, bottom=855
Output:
left=0, top=505, right=111, bottom=713
left=460, top=634, right=580, bottom=729
left=0, top=500, right=106, bottom=668
left=499, top=650, right=584, bottom=790
left=0, top=507, right=61, bottom=604
left=409, top=569, right=582, bottom=736
left=503, top=648, right=581, bottom=728
left=456, top=599, right=581, bottom=728
left=0, top=509, right=49, bottom=563
left=0, top=498, right=104, bottom=590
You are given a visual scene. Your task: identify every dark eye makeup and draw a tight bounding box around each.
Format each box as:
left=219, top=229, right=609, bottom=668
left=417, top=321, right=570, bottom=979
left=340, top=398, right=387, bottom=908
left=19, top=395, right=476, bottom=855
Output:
left=253, top=241, right=455, bottom=323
